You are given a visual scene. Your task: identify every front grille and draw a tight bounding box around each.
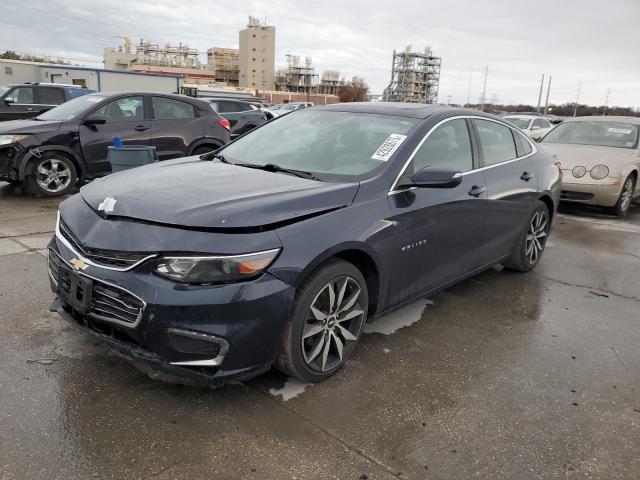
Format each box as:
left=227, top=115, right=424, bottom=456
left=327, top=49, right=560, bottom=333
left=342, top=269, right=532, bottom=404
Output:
left=49, top=249, right=144, bottom=326
left=58, top=220, right=153, bottom=269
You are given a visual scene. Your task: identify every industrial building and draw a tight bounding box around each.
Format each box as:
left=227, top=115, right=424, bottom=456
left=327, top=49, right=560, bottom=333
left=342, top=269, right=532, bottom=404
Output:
left=274, top=55, right=345, bottom=96
left=383, top=45, right=441, bottom=104
left=207, top=48, right=239, bottom=86
left=239, top=16, right=276, bottom=90
left=0, top=58, right=183, bottom=93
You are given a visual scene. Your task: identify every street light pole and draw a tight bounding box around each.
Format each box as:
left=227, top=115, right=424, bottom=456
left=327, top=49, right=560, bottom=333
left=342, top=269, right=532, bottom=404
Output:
left=536, top=74, right=544, bottom=113
left=573, top=82, right=582, bottom=117
left=603, top=88, right=610, bottom=116
left=543, top=76, right=552, bottom=115
left=480, top=65, right=488, bottom=111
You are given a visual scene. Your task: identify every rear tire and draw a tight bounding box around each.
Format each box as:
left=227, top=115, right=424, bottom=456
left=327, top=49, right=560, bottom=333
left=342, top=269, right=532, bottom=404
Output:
left=25, top=152, right=77, bottom=197
left=275, top=259, right=368, bottom=383
left=503, top=201, right=550, bottom=272
left=607, top=174, right=635, bottom=217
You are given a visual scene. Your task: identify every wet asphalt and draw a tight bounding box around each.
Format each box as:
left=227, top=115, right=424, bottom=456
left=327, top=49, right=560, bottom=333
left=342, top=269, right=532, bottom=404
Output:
left=1, top=182, right=639, bottom=480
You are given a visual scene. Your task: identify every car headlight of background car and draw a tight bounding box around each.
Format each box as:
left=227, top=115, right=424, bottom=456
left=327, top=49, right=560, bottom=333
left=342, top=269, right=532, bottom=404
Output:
left=153, top=249, right=280, bottom=284
left=572, top=166, right=587, bottom=178
left=590, top=165, right=609, bottom=180
left=0, top=135, right=28, bottom=146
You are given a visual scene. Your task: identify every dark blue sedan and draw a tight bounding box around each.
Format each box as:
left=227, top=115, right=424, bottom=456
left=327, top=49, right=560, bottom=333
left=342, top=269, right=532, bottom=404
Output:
left=48, top=103, right=561, bottom=386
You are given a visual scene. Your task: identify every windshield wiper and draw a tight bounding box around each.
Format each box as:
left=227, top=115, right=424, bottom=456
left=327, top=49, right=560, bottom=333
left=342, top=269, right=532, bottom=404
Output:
left=234, top=163, right=318, bottom=180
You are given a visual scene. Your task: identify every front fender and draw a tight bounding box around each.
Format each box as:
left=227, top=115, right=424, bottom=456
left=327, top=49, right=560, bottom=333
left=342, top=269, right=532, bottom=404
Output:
left=18, top=145, right=84, bottom=180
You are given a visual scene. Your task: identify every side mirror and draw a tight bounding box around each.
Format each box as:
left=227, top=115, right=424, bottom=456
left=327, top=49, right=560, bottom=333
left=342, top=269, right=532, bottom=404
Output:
left=399, top=166, right=463, bottom=189
left=4, top=98, right=15, bottom=105
left=82, top=115, right=106, bottom=126
left=530, top=132, right=542, bottom=142
left=531, top=125, right=541, bottom=131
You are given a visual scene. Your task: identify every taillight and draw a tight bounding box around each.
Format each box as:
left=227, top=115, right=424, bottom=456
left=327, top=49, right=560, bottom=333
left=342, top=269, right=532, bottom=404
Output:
left=218, top=118, right=230, bottom=130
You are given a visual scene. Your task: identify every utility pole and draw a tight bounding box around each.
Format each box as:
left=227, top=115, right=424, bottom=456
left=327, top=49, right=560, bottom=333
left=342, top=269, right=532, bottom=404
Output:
left=603, top=88, right=610, bottom=116
left=466, top=68, right=472, bottom=107
left=543, top=76, right=552, bottom=115
left=536, top=74, right=545, bottom=113
left=479, top=65, right=488, bottom=111
left=446, top=95, right=452, bottom=106
left=573, top=82, right=582, bottom=117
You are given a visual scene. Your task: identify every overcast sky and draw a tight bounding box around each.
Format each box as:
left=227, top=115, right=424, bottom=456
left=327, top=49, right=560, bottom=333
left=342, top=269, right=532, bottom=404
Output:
left=2, top=0, right=639, bottom=107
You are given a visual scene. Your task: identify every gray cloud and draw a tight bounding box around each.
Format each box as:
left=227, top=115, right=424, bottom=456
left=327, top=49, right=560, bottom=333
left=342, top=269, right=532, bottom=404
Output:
left=1, top=0, right=638, bottom=107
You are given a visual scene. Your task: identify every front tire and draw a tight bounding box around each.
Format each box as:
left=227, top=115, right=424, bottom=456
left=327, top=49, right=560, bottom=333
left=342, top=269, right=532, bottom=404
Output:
left=25, top=152, right=77, bottom=197
left=608, top=174, right=635, bottom=217
left=276, top=259, right=368, bottom=383
left=503, top=201, right=550, bottom=272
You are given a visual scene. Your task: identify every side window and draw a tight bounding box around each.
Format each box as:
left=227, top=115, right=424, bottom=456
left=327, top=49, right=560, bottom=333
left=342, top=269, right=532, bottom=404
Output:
left=93, top=96, right=144, bottom=123
left=6, top=87, right=34, bottom=104
left=475, top=119, right=517, bottom=166
left=411, top=119, right=473, bottom=173
left=220, top=101, right=240, bottom=113
left=515, top=131, right=533, bottom=156
left=152, top=96, right=195, bottom=120
left=533, top=119, right=545, bottom=129
left=236, top=102, right=252, bottom=112
left=39, top=88, right=65, bottom=105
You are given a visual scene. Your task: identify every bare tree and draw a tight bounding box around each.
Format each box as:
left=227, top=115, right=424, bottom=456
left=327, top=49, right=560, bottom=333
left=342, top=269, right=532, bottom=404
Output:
left=338, top=77, right=369, bottom=103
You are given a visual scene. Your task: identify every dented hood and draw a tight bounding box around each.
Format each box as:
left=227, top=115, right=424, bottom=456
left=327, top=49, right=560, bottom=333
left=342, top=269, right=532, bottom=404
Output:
left=80, top=157, right=359, bottom=230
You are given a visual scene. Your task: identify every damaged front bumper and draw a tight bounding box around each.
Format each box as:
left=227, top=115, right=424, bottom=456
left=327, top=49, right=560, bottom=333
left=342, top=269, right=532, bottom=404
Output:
left=0, top=144, right=24, bottom=182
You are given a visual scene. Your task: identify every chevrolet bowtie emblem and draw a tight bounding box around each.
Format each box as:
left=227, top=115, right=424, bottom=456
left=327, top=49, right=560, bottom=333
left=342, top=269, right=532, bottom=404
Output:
left=70, top=258, right=88, bottom=271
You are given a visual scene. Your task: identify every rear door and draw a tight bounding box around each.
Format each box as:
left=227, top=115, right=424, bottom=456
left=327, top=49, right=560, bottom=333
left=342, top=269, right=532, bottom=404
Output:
left=79, top=95, right=151, bottom=175
left=0, top=86, right=39, bottom=120
left=387, top=117, right=488, bottom=304
left=150, top=96, right=202, bottom=160
left=471, top=118, right=539, bottom=265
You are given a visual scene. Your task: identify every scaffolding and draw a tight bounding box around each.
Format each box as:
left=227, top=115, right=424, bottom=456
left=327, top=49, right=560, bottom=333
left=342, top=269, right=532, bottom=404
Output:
left=320, top=69, right=343, bottom=95
left=207, top=48, right=239, bottom=85
left=275, top=55, right=319, bottom=94
left=134, top=40, right=201, bottom=69
left=383, top=45, right=441, bottom=104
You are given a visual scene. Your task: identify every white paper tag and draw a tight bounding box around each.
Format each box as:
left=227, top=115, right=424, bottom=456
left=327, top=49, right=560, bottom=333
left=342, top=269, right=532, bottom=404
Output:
left=372, top=134, right=407, bottom=161
left=85, top=97, right=103, bottom=103
left=608, top=127, right=632, bottom=134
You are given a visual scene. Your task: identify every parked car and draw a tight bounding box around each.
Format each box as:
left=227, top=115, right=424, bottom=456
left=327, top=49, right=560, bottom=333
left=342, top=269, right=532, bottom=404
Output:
left=272, top=101, right=314, bottom=117
left=0, top=92, right=230, bottom=196
left=0, top=83, right=95, bottom=122
left=504, top=115, right=554, bottom=139
left=48, top=103, right=560, bottom=386
left=203, top=97, right=268, bottom=137
left=539, top=116, right=639, bottom=216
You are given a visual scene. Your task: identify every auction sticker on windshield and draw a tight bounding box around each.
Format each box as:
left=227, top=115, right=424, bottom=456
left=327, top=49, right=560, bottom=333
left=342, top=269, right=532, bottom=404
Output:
left=608, top=128, right=632, bottom=134
left=372, top=134, right=407, bottom=161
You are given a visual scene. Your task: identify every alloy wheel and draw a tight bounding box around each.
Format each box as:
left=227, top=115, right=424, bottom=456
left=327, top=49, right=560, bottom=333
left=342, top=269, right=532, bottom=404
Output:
left=302, top=276, right=365, bottom=372
left=620, top=177, right=634, bottom=213
left=525, top=209, right=548, bottom=264
left=35, top=158, right=72, bottom=193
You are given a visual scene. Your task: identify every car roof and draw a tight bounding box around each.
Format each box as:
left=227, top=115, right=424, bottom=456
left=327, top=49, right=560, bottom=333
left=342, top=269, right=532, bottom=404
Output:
left=503, top=115, right=535, bottom=120
left=562, top=116, right=640, bottom=125
left=86, top=91, right=210, bottom=105
left=315, top=102, right=498, bottom=120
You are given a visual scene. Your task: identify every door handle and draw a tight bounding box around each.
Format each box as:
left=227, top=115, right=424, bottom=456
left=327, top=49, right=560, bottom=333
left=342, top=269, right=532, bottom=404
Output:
left=468, top=185, right=486, bottom=197
left=521, top=171, right=534, bottom=182
left=134, top=125, right=149, bottom=132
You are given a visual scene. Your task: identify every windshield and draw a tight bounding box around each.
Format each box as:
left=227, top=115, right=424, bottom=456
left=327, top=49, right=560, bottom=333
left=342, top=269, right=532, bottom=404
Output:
left=542, top=121, right=639, bottom=149
left=220, top=110, right=418, bottom=180
left=36, top=95, right=107, bottom=121
left=0, top=85, right=11, bottom=97
left=504, top=118, right=531, bottom=129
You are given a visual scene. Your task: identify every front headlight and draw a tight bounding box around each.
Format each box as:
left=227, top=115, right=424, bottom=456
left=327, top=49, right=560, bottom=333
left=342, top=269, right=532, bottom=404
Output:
left=572, top=166, right=587, bottom=178
left=590, top=165, right=609, bottom=180
left=0, top=134, right=28, bottom=146
left=153, top=249, right=280, bottom=284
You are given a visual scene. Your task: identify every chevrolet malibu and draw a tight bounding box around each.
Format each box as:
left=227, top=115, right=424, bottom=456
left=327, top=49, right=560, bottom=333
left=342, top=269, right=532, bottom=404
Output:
left=48, top=104, right=561, bottom=386
left=540, top=116, right=639, bottom=216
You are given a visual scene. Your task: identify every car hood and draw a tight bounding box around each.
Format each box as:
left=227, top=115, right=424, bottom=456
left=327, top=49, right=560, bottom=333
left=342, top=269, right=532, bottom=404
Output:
left=539, top=143, right=639, bottom=170
left=80, top=157, right=359, bottom=230
left=0, top=119, right=63, bottom=135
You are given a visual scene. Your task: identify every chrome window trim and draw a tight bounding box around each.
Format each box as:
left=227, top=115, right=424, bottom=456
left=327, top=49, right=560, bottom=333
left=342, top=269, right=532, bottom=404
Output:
left=388, top=115, right=538, bottom=195
left=48, top=248, right=146, bottom=329
left=55, top=212, right=157, bottom=272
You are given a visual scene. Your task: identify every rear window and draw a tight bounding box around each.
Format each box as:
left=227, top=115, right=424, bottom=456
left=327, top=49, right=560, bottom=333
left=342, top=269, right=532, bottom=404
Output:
left=65, top=87, right=94, bottom=99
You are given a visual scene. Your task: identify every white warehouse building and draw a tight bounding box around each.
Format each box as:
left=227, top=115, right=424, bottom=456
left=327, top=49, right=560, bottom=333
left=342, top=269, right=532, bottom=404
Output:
left=0, top=59, right=184, bottom=93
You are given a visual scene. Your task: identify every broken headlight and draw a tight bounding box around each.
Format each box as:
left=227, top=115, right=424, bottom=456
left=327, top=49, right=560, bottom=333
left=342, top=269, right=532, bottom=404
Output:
left=153, top=249, right=280, bottom=284
left=0, top=135, right=28, bottom=146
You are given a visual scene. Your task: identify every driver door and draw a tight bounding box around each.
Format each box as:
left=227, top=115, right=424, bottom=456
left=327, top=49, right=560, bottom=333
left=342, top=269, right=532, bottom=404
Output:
left=387, top=118, right=488, bottom=303
left=79, top=95, right=152, bottom=175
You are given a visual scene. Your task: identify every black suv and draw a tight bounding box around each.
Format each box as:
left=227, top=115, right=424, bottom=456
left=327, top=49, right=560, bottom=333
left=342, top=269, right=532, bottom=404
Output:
left=203, top=97, right=268, bottom=138
left=0, top=92, right=230, bottom=196
left=0, top=83, right=95, bottom=121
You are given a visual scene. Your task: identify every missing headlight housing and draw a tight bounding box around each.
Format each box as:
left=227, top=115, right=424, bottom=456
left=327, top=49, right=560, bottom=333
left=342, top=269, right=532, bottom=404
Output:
left=153, top=249, right=280, bottom=284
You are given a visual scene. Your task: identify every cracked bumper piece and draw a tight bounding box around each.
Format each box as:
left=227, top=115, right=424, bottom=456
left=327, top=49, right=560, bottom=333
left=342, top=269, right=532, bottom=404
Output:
left=48, top=242, right=296, bottom=386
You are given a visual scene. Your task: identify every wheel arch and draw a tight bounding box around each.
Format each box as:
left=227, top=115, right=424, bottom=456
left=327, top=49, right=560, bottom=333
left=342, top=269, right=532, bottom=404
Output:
left=294, top=243, right=382, bottom=319
left=187, top=137, right=225, bottom=155
left=19, top=145, right=83, bottom=180
left=538, top=194, right=555, bottom=222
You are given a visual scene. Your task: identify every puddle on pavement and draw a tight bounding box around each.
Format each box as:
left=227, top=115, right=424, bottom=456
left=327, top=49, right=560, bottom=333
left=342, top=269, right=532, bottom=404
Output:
left=269, top=377, right=311, bottom=401
left=363, top=298, right=434, bottom=335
